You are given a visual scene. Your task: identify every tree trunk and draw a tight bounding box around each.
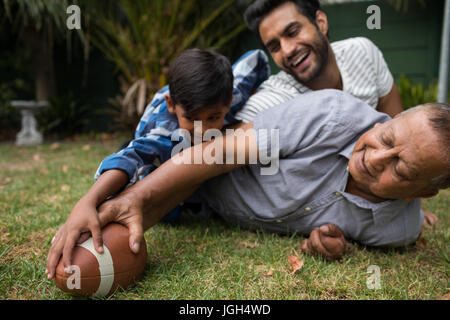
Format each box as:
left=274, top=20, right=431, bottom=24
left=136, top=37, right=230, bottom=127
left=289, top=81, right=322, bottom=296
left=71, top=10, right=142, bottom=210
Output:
left=23, top=26, right=56, bottom=101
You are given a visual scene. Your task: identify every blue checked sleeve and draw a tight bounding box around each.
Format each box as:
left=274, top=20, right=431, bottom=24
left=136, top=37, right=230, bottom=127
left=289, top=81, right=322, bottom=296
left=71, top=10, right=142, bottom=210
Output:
left=225, top=50, right=270, bottom=125
left=94, top=128, right=176, bottom=186
left=94, top=86, right=180, bottom=185
left=94, top=50, right=270, bottom=184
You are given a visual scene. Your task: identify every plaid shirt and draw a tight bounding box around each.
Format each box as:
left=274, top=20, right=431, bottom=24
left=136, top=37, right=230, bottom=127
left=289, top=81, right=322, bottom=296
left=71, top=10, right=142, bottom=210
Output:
left=95, top=50, right=270, bottom=186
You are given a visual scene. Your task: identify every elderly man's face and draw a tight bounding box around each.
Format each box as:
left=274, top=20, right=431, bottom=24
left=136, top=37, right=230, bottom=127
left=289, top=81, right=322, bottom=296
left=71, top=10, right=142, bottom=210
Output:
left=348, top=110, right=446, bottom=200
left=259, top=2, right=329, bottom=84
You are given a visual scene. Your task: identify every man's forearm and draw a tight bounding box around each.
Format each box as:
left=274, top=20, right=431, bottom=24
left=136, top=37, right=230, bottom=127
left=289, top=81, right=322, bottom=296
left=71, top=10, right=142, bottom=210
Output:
left=125, top=122, right=257, bottom=210
left=377, top=83, right=403, bottom=117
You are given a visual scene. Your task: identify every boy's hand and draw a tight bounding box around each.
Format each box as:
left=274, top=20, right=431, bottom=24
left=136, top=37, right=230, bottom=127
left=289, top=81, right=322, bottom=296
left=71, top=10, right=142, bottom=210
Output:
left=46, top=198, right=104, bottom=280
left=301, top=224, right=346, bottom=260
left=45, top=191, right=145, bottom=280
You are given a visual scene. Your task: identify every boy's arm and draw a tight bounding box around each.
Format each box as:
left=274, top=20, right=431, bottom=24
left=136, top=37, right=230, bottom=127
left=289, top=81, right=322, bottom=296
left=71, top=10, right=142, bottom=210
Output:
left=94, top=133, right=175, bottom=187
left=47, top=123, right=257, bottom=279
left=46, top=169, right=128, bottom=279
left=84, top=169, right=129, bottom=206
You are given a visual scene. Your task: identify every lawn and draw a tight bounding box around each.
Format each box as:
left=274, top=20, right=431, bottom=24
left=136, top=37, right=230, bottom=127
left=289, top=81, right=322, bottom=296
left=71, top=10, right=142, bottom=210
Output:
left=0, top=137, right=448, bottom=300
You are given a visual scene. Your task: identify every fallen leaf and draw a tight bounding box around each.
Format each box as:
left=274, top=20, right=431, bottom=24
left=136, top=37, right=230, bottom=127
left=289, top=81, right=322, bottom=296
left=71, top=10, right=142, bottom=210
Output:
left=265, top=268, right=275, bottom=276
left=240, top=240, right=258, bottom=248
left=33, top=153, right=41, bottom=161
left=416, top=237, right=427, bottom=249
left=50, top=142, right=60, bottom=150
left=440, top=293, right=450, bottom=300
left=288, top=255, right=304, bottom=274
left=82, top=144, right=91, bottom=151
left=61, top=185, right=71, bottom=192
left=61, top=165, right=68, bottom=173
left=101, top=133, right=115, bottom=142
left=253, top=265, right=266, bottom=273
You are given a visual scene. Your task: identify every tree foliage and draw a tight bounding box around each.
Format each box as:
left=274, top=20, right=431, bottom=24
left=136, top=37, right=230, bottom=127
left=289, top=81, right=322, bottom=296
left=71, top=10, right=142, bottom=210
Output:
left=89, top=0, right=247, bottom=130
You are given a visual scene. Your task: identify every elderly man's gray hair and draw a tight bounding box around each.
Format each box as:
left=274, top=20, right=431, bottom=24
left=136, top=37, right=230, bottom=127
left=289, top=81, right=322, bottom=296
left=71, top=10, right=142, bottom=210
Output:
left=403, top=102, right=450, bottom=191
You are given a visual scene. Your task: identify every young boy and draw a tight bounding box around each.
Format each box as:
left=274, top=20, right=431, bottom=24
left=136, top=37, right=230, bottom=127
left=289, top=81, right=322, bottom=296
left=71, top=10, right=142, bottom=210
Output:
left=72, top=49, right=271, bottom=231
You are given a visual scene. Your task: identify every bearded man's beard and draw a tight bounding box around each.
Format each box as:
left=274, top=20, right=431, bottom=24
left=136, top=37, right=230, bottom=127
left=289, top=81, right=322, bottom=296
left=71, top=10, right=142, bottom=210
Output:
left=285, top=29, right=329, bottom=84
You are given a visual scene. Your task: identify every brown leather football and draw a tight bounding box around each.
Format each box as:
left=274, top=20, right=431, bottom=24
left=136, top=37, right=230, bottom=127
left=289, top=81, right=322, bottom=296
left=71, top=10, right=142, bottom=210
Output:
left=54, top=222, right=147, bottom=297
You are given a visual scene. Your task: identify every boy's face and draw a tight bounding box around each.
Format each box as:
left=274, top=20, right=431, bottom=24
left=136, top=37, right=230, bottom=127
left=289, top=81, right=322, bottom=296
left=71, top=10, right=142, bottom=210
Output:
left=166, top=95, right=230, bottom=141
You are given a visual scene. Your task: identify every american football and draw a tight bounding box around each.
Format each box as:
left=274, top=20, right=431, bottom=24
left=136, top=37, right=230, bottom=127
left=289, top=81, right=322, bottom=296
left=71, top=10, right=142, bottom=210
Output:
left=54, top=223, right=147, bottom=297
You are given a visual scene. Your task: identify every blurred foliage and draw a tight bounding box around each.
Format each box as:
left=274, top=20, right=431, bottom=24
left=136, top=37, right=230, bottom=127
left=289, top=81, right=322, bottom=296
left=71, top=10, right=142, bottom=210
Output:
left=386, top=0, right=428, bottom=12
left=36, top=92, right=106, bottom=139
left=89, top=0, right=247, bottom=132
left=397, top=75, right=449, bottom=109
left=0, top=46, right=33, bottom=139
left=2, top=0, right=68, bottom=34
left=1, top=0, right=247, bottom=136
left=2, top=0, right=91, bottom=60
left=0, top=81, right=21, bottom=139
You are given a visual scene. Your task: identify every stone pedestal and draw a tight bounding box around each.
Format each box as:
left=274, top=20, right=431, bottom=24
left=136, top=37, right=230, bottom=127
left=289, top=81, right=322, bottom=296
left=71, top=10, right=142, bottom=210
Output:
left=11, top=100, right=48, bottom=146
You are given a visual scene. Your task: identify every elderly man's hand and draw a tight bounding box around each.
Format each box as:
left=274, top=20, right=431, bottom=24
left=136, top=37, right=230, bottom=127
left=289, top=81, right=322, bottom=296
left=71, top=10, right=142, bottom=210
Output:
left=78, top=190, right=145, bottom=252
left=301, top=224, right=346, bottom=260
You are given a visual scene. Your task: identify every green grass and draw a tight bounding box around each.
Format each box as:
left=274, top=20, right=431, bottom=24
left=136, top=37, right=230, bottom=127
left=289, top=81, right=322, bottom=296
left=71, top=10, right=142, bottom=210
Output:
left=0, top=138, right=448, bottom=300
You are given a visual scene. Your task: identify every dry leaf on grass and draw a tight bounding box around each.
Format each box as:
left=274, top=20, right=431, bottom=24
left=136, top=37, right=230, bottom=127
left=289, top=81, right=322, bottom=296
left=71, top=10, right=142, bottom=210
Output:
left=61, top=185, right=71, bottom=192
left=82, top=144, right=91, bottom=151
left=239, top=240, right=258, bottom=248
left=288, top=254, right=304, bottom=274
left=33, top=153, right=41, bottom=161
left=438, top=293, right=450, bottom=300
left=50, top=142, right=60, bottom=150
left=265, top=268, right=275, bottom=276
left=61, top=165, right=68, bottom=173
left=1, top=177, right=12, bottom=186
left=416, top=237, right=427, bottom=249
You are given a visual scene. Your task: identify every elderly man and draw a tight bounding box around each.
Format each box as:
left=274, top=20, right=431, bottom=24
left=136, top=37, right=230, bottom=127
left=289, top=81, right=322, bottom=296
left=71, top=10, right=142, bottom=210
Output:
left=46, top=90, right=449, bottom=278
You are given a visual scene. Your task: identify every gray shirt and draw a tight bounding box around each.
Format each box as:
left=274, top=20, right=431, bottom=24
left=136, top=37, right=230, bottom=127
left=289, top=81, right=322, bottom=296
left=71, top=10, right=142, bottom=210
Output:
left=200, top=89, right=423, bottom=247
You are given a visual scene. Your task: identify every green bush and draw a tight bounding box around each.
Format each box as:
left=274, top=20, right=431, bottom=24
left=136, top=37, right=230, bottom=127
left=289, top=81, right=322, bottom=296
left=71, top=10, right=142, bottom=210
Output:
left=0, top=79, right=27, bottom=140
left=90, top=0, right=247, bottom=131
left=397, top=75, right=449, bottom=109
left=36, top=92, right=106, bottom=138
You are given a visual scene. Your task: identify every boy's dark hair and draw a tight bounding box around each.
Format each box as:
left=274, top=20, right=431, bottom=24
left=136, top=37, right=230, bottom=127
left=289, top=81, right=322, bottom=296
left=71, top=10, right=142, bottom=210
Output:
left=244, top=0, right=322, bottom=42
left=168, top=48, right=233, bottom=116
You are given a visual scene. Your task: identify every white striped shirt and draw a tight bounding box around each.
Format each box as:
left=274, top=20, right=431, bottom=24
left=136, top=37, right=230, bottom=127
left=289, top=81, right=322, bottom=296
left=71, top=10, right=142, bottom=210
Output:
left=235, top=37, right=394, bottom=123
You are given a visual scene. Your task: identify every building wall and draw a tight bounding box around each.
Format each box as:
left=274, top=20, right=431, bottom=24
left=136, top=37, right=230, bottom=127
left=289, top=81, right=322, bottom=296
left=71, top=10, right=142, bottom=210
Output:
left=236, top=0, right=445, bottom=86
left=324, top=0, right=444, bottom=85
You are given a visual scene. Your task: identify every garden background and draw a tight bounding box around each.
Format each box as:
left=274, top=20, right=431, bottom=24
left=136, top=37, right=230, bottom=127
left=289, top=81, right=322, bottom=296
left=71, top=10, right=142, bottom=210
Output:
left=0, top=0, right=449, bottom=300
